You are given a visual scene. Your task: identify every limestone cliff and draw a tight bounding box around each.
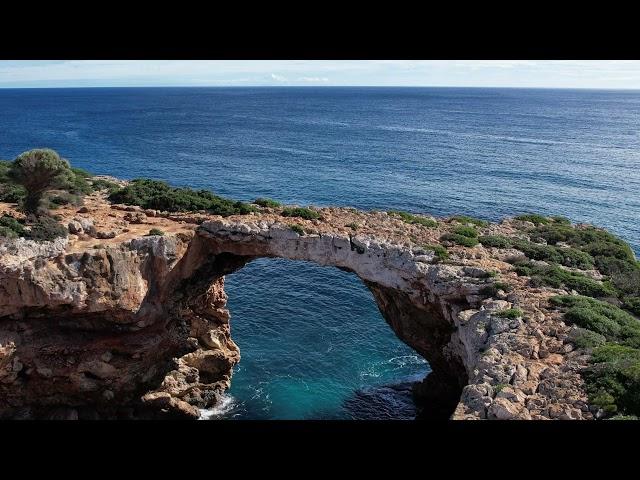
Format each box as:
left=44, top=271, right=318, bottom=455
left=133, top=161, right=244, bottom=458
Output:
left=0, top=195, right=594, bottom=420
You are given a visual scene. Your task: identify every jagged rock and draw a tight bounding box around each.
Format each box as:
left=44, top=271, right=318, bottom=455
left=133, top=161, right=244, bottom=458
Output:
left=68, top=220, right=84, bottom=234
left=124, top=212, right=147, bottom=224
left=0, top=209, right=592, bottom=420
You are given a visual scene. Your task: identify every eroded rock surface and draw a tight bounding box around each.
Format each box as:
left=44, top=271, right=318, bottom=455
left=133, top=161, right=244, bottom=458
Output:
left=0, top=198, right=593, bottom=420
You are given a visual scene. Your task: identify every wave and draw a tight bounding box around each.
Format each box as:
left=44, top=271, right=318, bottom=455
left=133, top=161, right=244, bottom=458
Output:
left=198, top=394, right=237, bottom=420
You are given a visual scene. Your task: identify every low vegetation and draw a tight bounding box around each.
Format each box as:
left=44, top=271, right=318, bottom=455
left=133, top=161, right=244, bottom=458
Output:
left=449, top=215, right=489, bottom=227
left=146, top=228, right=165, bottom=236
left=388, top=210, right=438, bottom=227
left=0, top=215, right=25, bottom=238
left=441, top=225, right=479, bottom=247
left=91, top=178, right=121, bottom=194
left=440, top=233, right=479, bottom=247
left=281, top=207, right=321, bottom=220
left=515, top=213, right=552, bottom=225
left=495, top=308, right=523, bottom=319
left=513, top=260, right=616, bottom=298
left=345, top=222, right=359, bottom=231
left=108, top=179, right=257, bottom=216
left=551, top=295, right=640, bottom=417
left=253, top=197, right=282, bottom=208
left=22, top=215, right=68, bottom=241
left=423, top=244, right=449, bottom=262
left=290, top=224, right=305, bottom=235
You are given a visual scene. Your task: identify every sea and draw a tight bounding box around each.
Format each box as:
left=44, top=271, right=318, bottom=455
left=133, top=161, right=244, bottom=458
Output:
left=1, top=87, right=639, bottom=419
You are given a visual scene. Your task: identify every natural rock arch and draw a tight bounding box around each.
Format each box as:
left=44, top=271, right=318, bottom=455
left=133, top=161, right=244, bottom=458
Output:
left=0, top=216, right=591, bottom=420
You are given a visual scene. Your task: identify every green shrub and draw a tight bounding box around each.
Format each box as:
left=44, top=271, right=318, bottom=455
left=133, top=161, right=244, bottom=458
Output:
left=452, top=225, right=478, bottom=238
left=551, top=216, right=572, bottom=225
left=254, top=197, right=282, bottom=208
left=346, top=222, right=359, bottom=231
left=0, top=226, right=19, bottom=238
left=493, top=281, right=513, bottom=292
left=585, top=344, right=640, bottom=416
left=479, top=235, right=512, bottom=249
left=388, top=210, right=438, bottom=227
left=569, top=327, right=607, bottom=349
left=607, top=414, right=639, bottom=420
left=495, top=308, right=523, bottom=319
left=530, top=224, right=635, bottom=262
left=24, top=215, right=67, bottom=241
left=290, top=224, right=305, bottom=235
left=0, top=215, right=25, bottom=237
left=512, top=239, right=594, bottom=269
left=440, top=233, right=479, bottom=247
left=109, top=179, right=256, bottom=216
left=449, top=215, right=489, bottom=227
left=146, top=228, right=165, bottom=236
left=515, top=213, right=552, bottom=225
left=0, top=183, right=26, bottom=203
left=423, top=244, right=449, bottom=261
left=91, top=178, right=121, bottom=194
left=623, top=297, right=640, bottom=317
left=493, top=383, right=508, bottom=394
left=514, top=261, right=616, bottom=298
left=281, top=207, right=321, bottom=220
left=46, top=192, right=82, bottom=209
left=9, top=149, right=73, bottom=213
left=551, top=296, right=640, bottom=347
left=66, top=167, right=93, bottom=195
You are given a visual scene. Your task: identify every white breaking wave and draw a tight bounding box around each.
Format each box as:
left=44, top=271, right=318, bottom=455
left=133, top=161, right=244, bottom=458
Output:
left=198, top=394, right=236, bottom=420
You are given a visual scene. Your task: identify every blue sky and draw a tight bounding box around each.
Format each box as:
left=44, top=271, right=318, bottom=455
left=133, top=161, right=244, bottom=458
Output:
left=1, top=60, right=640, bottom=89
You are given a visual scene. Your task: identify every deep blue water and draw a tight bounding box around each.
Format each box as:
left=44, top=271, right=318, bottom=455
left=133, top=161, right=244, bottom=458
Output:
left=1, top=87, right=639, bottom=419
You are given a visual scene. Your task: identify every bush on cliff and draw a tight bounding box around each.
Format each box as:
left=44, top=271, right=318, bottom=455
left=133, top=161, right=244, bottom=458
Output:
left=387, top=210, right=438, bottom=228
left=514, top=261, right=616, bottom=298
left=0, top=215, right=26, bottom=237
left=551, top=295, right=640, bottom=417
left=480, top=235, right=594, bottom=269
left=440, top=232, right=479, bottom=247
left=108, top=179, right=257, bottom=216
left=9, top=149, right=73, bottom=214
left=281, top=207, right=321, bottom=220
left=514, top=213, right=552, bottom=225
left=91, top=178, right=121, bottom=194
left=254, top=197, right=282, bottom=208
left=23, top=215, right=68, bottom=241
left=478, top=235, right=512, bottom=249
left=495, top=308, right=523, bottom=319
left=45, top=192, right=83, bottom=209
left=146, top=228, right=165, bottom=236
left=452, top=225, right=478, bottom=238
left=585, top=344, right=640, bottom=417
left=423, top=244, right=449, bottom=262
left=449, top=215, right=488, bottom=227
left=550, top=296, right=640, bottom=347
left=289, top=224, right=305, bottom=235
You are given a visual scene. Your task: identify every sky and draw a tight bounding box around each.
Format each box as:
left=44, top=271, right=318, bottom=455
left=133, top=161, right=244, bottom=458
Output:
left=1, top=60, right=640, bottom=89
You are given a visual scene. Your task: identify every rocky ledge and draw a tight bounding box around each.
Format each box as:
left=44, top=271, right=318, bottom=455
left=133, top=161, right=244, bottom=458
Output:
left=0, top=195, right=610, bottom=420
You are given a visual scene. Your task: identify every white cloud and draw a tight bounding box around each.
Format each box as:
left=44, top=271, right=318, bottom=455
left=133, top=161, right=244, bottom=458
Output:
left=1, top=60, right=640, bottom=88
left=270, top=73, right=288, bottom=82
left=299, top=77, right=329, bottom=82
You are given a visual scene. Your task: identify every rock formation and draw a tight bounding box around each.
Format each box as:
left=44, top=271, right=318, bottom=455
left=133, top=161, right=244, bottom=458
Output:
left=0, top=197, right=594, bottom=420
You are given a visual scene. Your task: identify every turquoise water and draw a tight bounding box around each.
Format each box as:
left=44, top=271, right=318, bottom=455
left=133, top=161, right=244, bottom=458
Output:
left=1, top=87, right=639, bottom=419
left=217, top=259, right=428, bottom=420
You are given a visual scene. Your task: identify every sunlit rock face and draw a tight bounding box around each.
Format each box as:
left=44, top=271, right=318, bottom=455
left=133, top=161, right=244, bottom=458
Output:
left=0, top=216, right=591, bottom=420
